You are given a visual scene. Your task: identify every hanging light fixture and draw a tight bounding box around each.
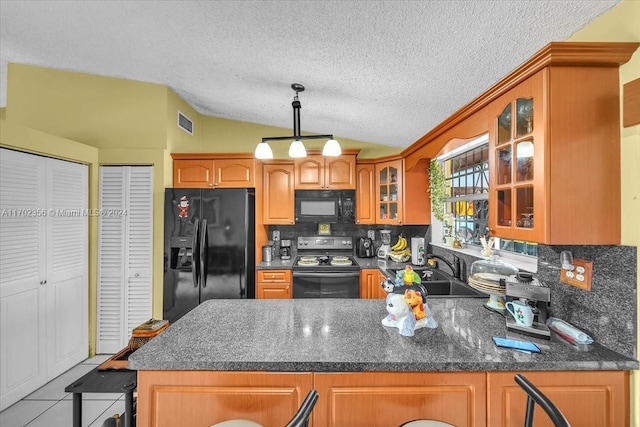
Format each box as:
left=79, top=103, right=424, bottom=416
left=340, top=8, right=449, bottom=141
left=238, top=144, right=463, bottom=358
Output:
left=254, top=83, right=341, bottom=159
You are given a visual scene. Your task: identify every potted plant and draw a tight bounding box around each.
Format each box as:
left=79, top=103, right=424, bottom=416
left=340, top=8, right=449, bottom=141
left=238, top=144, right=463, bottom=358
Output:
left=428, top=160, right=447, bottom=222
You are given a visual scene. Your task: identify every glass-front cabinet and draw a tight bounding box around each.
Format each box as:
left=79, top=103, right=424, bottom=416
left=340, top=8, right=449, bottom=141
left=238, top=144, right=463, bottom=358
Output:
left=375, top=159, right=403, bottom=225
left=489, top=72, right=543, bottom=242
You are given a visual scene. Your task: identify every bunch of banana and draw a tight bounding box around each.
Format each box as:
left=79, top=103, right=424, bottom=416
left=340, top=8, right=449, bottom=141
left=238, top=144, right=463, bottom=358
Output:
left=389, top=235, right=411, bottom=262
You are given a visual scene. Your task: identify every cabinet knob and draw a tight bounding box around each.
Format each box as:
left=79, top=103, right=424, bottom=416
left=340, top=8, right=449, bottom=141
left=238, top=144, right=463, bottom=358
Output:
left=134, top=273, right=140, bottom=277
left=209, top=183, right=214, bottom=187
left=40, top=280, right=47, bottom=285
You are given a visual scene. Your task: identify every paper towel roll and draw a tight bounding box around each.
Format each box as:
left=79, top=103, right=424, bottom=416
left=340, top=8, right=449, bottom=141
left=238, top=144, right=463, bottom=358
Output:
left=411, top=237, right=425, bottom=266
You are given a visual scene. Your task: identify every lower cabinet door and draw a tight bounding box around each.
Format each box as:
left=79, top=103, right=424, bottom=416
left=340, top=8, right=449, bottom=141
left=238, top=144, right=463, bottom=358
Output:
left=257, top=283, right=291, bottom=299
left=314, top=371, right=486, bottom=427
left=487, top=371, right=629, bottom=427
left=136, top=371, right=313, bottom=427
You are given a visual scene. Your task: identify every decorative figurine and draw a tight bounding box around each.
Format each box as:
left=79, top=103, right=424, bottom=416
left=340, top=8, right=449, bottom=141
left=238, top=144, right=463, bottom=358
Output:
left=380, top=276, right=438, bottom=336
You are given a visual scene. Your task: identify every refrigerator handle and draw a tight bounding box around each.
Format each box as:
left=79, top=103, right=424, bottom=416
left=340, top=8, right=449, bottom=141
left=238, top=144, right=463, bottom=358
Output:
left=192, top=218, right=200, bottom=288
left=200, top=219, right=208, bottom=288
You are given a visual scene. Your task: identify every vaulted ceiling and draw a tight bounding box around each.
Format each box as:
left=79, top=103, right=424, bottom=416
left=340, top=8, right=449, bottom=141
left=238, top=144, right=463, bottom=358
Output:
left=0, top=0, right=620, bottom=148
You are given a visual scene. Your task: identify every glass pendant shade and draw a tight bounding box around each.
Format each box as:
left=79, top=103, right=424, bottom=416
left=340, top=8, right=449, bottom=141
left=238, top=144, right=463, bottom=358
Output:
left=322, top=139, right=342, bottom=156
left=254, top=142, right=274, bottom=160
left=289, top=139, right=307, bottom=158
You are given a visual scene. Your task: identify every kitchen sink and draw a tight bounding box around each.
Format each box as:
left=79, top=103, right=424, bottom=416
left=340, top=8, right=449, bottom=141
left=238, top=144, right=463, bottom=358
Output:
left=387, top=267, right=485, bottom=298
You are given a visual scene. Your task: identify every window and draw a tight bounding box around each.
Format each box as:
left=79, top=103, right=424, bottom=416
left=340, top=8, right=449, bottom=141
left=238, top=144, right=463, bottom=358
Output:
left=439, top=137, right=537, bottom=258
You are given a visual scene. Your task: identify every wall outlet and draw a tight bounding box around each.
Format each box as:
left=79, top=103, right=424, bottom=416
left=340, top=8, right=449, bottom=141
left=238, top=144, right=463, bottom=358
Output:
left=560, top=258, right=592, bottom=291
left=368, top=230, right=375, bottom=240
left=272, top=230, right=280, bottom=241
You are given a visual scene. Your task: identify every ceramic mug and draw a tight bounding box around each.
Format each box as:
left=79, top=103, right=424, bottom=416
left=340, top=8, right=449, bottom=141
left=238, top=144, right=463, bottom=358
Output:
left=505, top=300, right=534, bottom=327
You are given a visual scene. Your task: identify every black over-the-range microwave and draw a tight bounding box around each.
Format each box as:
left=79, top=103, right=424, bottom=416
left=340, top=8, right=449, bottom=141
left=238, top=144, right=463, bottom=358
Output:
left=294, top=190, right=355, bottom=223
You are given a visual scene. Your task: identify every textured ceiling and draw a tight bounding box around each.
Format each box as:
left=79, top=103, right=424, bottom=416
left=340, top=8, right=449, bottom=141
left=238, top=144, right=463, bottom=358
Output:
left=0, top=0, right=620, bottom=148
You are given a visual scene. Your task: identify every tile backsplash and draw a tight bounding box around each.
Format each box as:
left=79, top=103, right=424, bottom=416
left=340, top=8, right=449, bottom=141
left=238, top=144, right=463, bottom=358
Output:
left=268, top=224, right=429, bottom=257
left=537, top=244, right=637, bottom=359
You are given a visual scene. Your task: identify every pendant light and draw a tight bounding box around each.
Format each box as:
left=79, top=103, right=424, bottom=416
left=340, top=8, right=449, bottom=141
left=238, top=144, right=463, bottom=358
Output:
left=255, top=83, right=341, bottom=159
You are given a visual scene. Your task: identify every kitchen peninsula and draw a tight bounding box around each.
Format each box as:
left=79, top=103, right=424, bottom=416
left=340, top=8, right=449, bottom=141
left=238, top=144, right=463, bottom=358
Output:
left=129, top=299, right=637, bottom=427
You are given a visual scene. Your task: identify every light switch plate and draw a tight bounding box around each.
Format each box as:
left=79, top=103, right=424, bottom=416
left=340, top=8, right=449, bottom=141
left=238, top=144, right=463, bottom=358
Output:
left=560, top=258, right=592, bottom=291
left=272, top=230, right=280, bottom=241
left=368, top=230, right=375, bottom=239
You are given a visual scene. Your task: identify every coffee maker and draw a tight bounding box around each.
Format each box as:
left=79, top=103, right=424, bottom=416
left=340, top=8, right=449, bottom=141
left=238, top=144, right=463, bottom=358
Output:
left=504, top=273, right=551, bottom=339
left=279, top=239, right=292, bottom=260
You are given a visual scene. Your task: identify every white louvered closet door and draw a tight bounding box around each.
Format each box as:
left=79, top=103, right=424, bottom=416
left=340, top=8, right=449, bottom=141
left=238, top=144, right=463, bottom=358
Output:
left=98, top=166, right=153, bottom=353
left=45, top=157, right=89, bottom=376
left=0, top=148, right=88, bottom=411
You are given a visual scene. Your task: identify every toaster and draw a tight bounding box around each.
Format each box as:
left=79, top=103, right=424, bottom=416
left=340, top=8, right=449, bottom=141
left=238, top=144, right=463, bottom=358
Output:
left=357, top=237, right=375, bottom=258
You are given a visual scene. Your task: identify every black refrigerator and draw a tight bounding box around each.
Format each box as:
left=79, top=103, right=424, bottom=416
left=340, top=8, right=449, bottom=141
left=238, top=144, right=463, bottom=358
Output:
left=163, top=188, right=255, bottom=323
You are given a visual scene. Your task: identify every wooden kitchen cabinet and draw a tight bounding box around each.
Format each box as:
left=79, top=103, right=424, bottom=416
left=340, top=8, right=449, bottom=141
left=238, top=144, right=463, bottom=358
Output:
left=373, top=157, right=431, bottom=225
left=257, top=269, right=292, bottom=299
left=136, top=370, right=313, bottom=427
left=262, top=161, right=295, bottom=225
left=172, top=154, right=256, bottom=188
left=487, top=371, right=629, bottom=427
left=355, top=162, right=376, bottom=224
left=359, top=269, right=386, bottom=299
left=375, top=159, right=403, bottom=225
left=488, top=65, right=623, bottom=244
left=294, top=150, right=357, bottom=189
left=314, top=371, right=486, bottom=427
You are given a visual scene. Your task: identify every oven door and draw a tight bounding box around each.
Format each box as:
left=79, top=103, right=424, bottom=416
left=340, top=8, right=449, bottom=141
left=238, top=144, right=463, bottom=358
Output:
left=292, top=271, right=360, bottom=298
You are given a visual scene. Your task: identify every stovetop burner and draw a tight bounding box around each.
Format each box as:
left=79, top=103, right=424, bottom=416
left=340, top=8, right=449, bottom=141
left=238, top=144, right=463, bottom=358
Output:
left=293, top=236, right=358, bottom=271
left=294, top=255, right=355, bottom=267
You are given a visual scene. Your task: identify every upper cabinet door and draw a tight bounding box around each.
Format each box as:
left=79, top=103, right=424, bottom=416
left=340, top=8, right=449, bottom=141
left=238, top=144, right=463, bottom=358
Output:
left=294, top=154, right=356, bottom=189
left=214, top=159, right=255, bottom=188
left=355, top=163, right=375, bottom=224
left=324, top=155, right=356, bottom=189
left=294, top=155, right=324, bottom=189
left=488, top=72, right=544, bottom=242
left=173, top=159, right=214, bottom=188
left=173, top=157, right=255, bottom=188
left=263, top=162, right=295, bottom=225
left=375, top=159, right=403, bottom=225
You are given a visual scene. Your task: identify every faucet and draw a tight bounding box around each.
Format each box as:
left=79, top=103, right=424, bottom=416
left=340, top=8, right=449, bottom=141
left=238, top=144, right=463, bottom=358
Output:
left=425, top=253, right=463, bottom=280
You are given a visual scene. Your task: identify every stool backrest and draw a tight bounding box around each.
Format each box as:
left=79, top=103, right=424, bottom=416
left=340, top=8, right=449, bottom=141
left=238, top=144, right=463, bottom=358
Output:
left=285, top=390, right=319, bottom=427
left=514, top=374, right=570, bottom=427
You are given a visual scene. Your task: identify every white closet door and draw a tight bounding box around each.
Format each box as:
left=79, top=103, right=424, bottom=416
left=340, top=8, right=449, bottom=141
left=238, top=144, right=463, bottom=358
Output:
left=0, top=148, right=88, bottom=411
left=97, top=166, right=153, bottom=353
left=0, top=149, right=48, bottom=411
left=45, top=157, right=89, bottom=376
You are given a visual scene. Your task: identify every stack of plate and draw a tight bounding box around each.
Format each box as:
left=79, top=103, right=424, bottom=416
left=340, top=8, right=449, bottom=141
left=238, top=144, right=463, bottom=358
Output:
left=467, top=273, right=506, bottom=296
left=330, top=256, right=353, bottom=266
left=298, top=256, right=320, bottom=266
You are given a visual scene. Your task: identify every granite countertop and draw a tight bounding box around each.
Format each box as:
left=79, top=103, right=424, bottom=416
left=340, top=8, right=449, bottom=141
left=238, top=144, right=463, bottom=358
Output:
left=256, top=258, right=295, bottom=269
left=128, top=298, right=638, bottom=372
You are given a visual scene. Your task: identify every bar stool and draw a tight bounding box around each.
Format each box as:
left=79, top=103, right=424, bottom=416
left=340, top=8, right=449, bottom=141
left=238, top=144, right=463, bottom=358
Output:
left=400, top=421, right=455, bottom=427
left=210, top=389, right=318, bottom=427
left=514, top=374, right=570, bottom=427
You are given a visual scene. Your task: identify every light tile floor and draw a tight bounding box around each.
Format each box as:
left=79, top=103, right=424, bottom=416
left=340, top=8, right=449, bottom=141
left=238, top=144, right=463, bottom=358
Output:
left=0, top=355, right=125, bottom=427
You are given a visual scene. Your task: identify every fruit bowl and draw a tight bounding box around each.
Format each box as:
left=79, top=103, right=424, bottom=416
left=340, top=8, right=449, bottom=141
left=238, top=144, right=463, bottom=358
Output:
left=389, top=252, right=411, bottom=263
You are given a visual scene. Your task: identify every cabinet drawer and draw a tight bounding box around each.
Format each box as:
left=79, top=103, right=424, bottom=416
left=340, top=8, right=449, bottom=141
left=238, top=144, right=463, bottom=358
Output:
left=257, top=270, right=291, bottom=283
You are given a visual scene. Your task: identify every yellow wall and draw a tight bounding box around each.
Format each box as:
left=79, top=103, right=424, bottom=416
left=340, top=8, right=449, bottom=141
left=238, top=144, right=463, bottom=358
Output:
left=0, top=119, right=101, bottom=354
left=569, top=0, right=640, bottom=423
left=6, top=63, right=168, bottom=149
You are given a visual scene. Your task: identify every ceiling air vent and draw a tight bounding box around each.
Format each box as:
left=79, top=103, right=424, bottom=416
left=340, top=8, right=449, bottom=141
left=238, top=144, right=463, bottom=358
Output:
left=177, top=111, right=193, bottom=135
